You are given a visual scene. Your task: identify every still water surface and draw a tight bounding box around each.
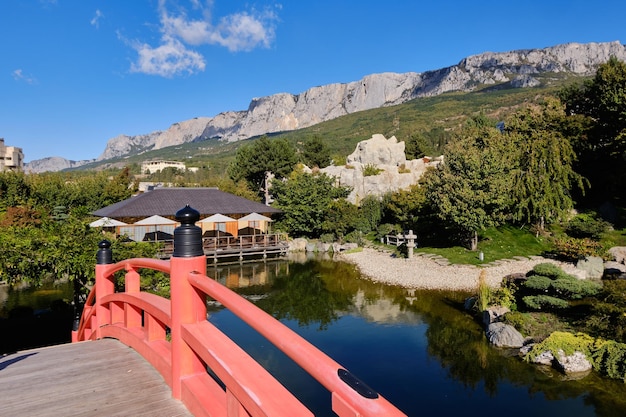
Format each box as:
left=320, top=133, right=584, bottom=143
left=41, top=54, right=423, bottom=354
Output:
left=207, top=256, right=626, bottom=417
left=3, top=256, right=626, bottom=416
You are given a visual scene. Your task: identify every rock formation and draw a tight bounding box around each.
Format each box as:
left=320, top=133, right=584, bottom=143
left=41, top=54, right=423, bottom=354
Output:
left=318, top=134, right=441, bottom=204
left=28, top=41, right=626, bottom=171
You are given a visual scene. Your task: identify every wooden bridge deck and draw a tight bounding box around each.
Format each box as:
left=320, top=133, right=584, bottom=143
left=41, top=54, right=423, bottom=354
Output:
left=0, top=338, right=192, bottom=417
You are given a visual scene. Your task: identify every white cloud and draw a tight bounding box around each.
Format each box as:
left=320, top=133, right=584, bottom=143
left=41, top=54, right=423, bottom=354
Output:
left=129, top=36, right=206, bottom=78
left=128, top=0, right=279, bottom=77
left=91, top=9, right=104, bottom=28
left=12, top=69, right=37, bottom=85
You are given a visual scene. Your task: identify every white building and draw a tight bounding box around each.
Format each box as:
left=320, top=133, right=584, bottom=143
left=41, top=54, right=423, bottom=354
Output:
left=0, top=138, right=24, bottom=172
left=141, top=160, right=186, bottom=174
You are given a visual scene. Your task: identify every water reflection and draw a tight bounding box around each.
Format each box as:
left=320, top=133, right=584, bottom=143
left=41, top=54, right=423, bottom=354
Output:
left=207, top=257, right=626, bottom=417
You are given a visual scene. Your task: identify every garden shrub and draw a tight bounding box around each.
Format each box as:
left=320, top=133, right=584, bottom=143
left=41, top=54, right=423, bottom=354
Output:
left=524, top=275, right=553, bottom=291
left=566, top=213, right=612, bottom=240
left=320, top=233, right=335, bottom=243
left=551, top=278, right=601, bottom=300
left=591, top=340, right=626, bottom=381
left=524, top=331, right=594, bottom=362
left=522, top=262, right=602, bottom=304
left=523, top=295, right=569, bottom=310
left=551, top=236, right=604, bottom=261
left=530, top=263, right=570, bottom=280
left=524, top=331, right=626, bottom=381
left=376, top=223, right=397, bottom=240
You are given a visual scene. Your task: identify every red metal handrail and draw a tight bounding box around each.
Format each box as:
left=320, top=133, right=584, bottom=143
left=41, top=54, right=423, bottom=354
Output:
left=72, top=246, right=406, bottom=417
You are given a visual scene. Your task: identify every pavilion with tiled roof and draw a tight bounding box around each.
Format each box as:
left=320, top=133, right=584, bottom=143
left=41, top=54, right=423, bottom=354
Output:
left=93, top=187, right=280, bottom=220
left=92, top=187, right=281, bottom=241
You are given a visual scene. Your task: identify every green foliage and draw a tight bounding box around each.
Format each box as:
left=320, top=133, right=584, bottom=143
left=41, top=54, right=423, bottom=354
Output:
left=525, top=331, right=594, bottom=361
left=524, top=275, right=553, bottom=291
left=551, top=278, right=601, bottom=300
left=357, top=195, right=382, bottom=233
left=301, top=136, right=332, bottom=168
left=560, top=56, right=626, bottom=204
left=524, top=331, right=626, bottom=381
left=476, top=270, right=490, bottom=311
left=522, top=295, right=570, bottom=310
left=422, top=118, right=517, bottom=249
left=566, top=213, right=612, bottom=239
left=271, top=171, right=350, bottom=238
left=320, top=198, right=359, bottom=239
left=228, top=136, right=298, bottom=196
left=550, top=235, right=605, bottom=261
left=592, top=340, right=626, bottom=381
left=530, top=262, right=570, bottom=280
left=507, top=98, right=585, bottom=229
left=521, top=262, right=601, bottom=309
left=585, top=280, right=626, bottom=343
left=362, top=164, right=383, bottom=176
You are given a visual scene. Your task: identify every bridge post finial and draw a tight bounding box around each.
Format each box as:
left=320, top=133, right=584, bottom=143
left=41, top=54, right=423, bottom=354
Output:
left=96, top=240, right=113, bottom=264
left=170, top=205, right=207, bottom=399
left=172, top=205, right=203, bottom=258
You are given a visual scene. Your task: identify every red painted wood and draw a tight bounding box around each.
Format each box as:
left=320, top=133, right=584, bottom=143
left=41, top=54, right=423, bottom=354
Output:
left=73, top=249, right=407, bottom=416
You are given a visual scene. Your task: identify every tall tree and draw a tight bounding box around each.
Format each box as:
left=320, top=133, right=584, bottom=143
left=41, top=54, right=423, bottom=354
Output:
left=422, top=119, right=516, bottom=250
left=506, top=98, right=586, bottom=231
left=302, top=136, right=332, bottom=169
left=228, top=136, right=298, bottom=199
left=271, top=170, right=350, bottom=238
left=559, top=56, right=626, bottom=205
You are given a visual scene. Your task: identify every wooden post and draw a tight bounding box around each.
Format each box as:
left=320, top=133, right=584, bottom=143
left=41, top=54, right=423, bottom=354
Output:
left=170, top=205, right=207, bottom=399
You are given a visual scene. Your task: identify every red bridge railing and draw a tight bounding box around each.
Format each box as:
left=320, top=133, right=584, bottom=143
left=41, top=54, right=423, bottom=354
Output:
left=72, top=205, right=406, bottom=417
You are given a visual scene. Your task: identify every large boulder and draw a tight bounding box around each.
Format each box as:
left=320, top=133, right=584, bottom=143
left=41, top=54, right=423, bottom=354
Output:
left=608, top=246, right=626, bottom=264
left=320, top=134, right=442, bottom=204
left=575, top=256, right=604, bottom=279
left=482, top=306, right=510, bottom=326
left=554, top=350, right=593, bottom=375
left=288, top=238, right=308, bottom=252
left=485, top=323, right=525, bottom=348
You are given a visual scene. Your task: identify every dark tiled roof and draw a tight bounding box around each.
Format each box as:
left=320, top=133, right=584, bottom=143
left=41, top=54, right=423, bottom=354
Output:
left=92, top=188, right=281, bottom=218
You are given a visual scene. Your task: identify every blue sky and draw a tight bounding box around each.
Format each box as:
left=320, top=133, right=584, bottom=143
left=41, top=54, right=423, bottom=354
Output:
left=2, top=0, right=625, bottom=163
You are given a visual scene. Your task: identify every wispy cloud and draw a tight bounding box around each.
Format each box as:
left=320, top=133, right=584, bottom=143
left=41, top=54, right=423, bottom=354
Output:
left=91, top=9, right=104, bottom=28
left=127, top=0, right=280, bottom=77
left=12, top=69, right=37, bottom=85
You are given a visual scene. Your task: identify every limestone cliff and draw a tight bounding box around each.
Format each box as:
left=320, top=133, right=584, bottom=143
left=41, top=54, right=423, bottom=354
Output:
left=29, top=41, right=626, bottom=171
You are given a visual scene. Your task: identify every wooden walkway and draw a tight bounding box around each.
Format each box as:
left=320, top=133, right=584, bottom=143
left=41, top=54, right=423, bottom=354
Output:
left=0, top=338, right=192, bottom=417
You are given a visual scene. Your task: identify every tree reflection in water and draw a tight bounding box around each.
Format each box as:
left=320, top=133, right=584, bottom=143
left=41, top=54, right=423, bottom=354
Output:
left=208, top=258, right=626, bottom=417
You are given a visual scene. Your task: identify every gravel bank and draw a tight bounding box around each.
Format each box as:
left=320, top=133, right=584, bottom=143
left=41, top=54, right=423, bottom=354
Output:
left=338, top=248, right=581, bottom=292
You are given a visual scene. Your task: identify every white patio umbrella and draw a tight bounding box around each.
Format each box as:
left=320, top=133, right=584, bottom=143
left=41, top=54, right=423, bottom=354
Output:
left=199, top=214, right=237, bottom=238
left=238, top=212, right=272, bottom=235
left=89, top=217, right=127, bottom=227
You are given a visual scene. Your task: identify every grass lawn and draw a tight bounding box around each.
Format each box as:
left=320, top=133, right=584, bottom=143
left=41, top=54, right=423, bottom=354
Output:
left=416, top=225, right=553, bottom=265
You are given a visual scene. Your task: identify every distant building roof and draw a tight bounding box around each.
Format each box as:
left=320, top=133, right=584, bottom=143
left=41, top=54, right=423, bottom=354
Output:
left=92, top=187, right=281, bottom=219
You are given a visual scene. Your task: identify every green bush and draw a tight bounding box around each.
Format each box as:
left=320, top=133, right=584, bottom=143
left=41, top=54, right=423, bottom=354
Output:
left=524, top=275, right=553, bottom=291
left=320, top=233, right=335, bottom=243
left=524, top=331, right=594, bottom=362
left=592, top=340, right=626, bottom=381
left=523, top=295, right=569, bottom=310
left=551, top=236, right=604, bottom=261
left=524, top=331, right=626, bottom=381
left=530, top=263, right=569, bottom=280
left=551, top=278, right=601, bottom=300
left=362, top=164, right=383, bottom=176
left=566, top=213, right=612, bottom=240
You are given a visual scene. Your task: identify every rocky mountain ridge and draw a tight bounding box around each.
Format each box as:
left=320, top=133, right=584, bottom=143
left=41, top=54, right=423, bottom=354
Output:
left=26, top=41, right=626, bottom=173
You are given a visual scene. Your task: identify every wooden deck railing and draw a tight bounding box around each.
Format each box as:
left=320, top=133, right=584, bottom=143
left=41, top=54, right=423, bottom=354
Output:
left=72, top=205, right=406, bottom=417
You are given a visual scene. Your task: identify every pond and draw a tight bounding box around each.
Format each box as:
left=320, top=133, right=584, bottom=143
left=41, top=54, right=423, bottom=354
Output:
left=206, top=256, right=626, bottom=417
left=2, top=256, right=626, bottom=416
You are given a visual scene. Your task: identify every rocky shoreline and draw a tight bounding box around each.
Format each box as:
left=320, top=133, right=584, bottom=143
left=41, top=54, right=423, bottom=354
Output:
left=337, top=247, right=582, bottom=292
